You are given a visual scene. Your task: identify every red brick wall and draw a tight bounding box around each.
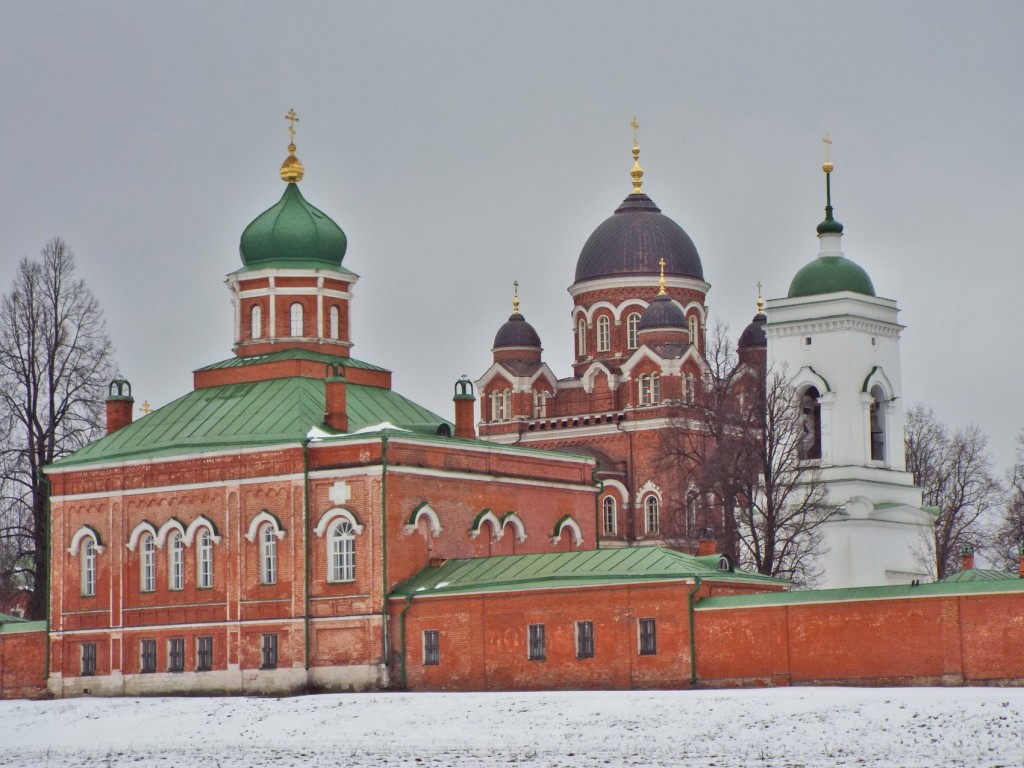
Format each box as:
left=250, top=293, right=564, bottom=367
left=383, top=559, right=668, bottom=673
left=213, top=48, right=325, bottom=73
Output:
left=696, top=591, right=1024, bottom=687
left=0, top=628, right=46, bottom=699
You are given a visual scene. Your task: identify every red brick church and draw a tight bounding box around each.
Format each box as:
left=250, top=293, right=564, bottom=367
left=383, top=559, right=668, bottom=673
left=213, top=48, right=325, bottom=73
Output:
left=1, top=120, right=1022, bottom=698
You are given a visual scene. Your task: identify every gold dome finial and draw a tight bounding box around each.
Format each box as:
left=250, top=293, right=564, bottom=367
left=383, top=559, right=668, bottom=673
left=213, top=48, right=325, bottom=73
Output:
left=512, top=280, right=520, bottom=314
left=630, top=116, right=644, bottom=194
left=658, top=257, right=666, bottom=295
left=756, top=281, right=764, bottom=314
left=822, top=132, right=833, bottom=174
left=280, top=109, right=305, bottom=183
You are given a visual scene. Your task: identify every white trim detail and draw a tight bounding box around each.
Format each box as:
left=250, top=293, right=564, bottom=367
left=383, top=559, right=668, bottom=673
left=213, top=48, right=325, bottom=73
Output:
left=550, top=516, right=584, bottom=547
left=468, top=510, right=503, bottom=541
left=635, top=480, right=663, bottom=506
left=403, top=503, right=442, bottom=536
left=245, top=510, right=287, bottom=542
left=183, top=516, right=222, bottom=547
left=156, top=518, right=187, bottom=548
left=501, top=512, right=527, bottom=543
left=126, top=521, right=158, bottom=552
left=67, top=526, right=105, bottom=556
left=314, top=507, right=364, bottom=538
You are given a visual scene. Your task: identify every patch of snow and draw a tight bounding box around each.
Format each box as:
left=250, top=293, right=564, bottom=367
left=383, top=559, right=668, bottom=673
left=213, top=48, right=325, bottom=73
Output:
left=2, top=687, right=1022, bottom=767
left=353, top=421, right=409, bottom=434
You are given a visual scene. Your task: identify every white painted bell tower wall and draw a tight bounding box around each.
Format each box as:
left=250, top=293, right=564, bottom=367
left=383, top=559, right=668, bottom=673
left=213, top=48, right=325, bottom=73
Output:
left=766, top=285, right=934, bottom=589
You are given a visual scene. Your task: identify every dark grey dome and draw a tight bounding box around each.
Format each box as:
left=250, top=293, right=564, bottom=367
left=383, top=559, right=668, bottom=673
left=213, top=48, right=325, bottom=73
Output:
left=738, top=312, right=767, bottom=348
left=638, top=294, right=687, bottom=331
left=574, top=193, right=704, bottom=283
left=493, top=313, right=542, bottom=348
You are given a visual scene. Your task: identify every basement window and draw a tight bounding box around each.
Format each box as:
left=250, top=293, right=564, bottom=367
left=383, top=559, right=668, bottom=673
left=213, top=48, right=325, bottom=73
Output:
left=638, top=618, right=657, bottom=656
left=423, top=630, right=440, bottom=666
left=528, top=624, right=546, bottom=661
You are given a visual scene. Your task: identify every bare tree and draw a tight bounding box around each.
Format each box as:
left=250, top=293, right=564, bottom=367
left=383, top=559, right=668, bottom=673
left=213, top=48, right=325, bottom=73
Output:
left=904, top=406, right=1002, bottom=580
left=0, top=238, right=115, bottom=619
left=993, top=430, right=1024, bottom=572
left=660, top=324, right=830, bottom=586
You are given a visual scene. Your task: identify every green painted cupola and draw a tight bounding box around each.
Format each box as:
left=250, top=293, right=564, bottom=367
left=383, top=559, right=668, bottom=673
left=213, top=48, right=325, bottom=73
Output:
left=238, top=110, right=348, bottom=271
left=788, top=138, right=875, bottom=299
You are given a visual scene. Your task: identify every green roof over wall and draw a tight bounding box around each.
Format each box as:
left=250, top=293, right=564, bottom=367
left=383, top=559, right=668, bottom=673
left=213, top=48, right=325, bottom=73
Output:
left=51, top=376, right=449, bottom=469
left=390, top=546, right=784, bottom=598
left=196, top=348, right=388, bottom=372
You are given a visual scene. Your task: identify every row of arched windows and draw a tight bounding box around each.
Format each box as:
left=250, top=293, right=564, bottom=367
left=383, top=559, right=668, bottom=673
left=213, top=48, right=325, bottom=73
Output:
left=249, top=303, right=342, bottom=341
left=488, top=389, right=550, bottom=421
left=797, top=383, right=888, bottom=463
left=600, top=494, right=660, bottom=537
left=575, top=311, right=702, bottom=357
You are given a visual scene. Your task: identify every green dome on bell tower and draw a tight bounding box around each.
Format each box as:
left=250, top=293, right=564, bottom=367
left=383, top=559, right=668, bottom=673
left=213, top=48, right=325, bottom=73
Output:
left=238, top=110, right=348, bottom=271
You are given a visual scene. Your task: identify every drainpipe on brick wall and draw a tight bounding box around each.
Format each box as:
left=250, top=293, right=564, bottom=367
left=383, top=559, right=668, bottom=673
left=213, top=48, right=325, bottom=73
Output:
left=380, top=434, right=390, bottom=673
left=594, top=467, right=603, bottom=550
left=301, top=439, right=311, bottom=673
left=398, top=594, right=414, bottom=689
left=39, top=470, right=51, bottom=681
left=687, top=576, right=702, bottom=685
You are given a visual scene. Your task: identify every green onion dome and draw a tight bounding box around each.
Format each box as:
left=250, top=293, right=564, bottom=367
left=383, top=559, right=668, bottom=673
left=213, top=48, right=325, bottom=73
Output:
left=239, top=184, right=347, bottom=270
left=787, top=255, right=875, bottom=298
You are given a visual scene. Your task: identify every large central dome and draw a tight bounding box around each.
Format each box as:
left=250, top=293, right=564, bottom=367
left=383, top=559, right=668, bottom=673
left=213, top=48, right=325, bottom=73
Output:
left=574, top=192, right=704, bottom=283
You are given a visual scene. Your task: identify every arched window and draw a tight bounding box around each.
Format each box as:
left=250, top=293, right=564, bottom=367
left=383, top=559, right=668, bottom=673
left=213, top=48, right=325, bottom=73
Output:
left=490, top=390, right=500, bottom=421
left=577, top=318, right=587, bottom=356
left=639, top=373, right=660, bottom=405
left=686, top=495, right=698, bottom=535
left=81, top=538, right=96, bottom=597
left=168, top=531, right=184, bottom=591
left=627, top=312, right=641, bottom=350
left=688, top=315, right=698, bottom=346
left=596, top=316, right=611, bottom=352
left=799, top=387, right=822, bottom=460
left=602, top=496, right=617, bottom=535
left=502, top=388, right=511, bottom=421
left=250, top=305, right=262, bottom=339
left=532, top=390, right=547, bottom=419
left=140, top=533, right=156, bottom=593
left=289, top=302, right=304, bottom=337
left=197, top=529, right=213, bottom=589
left=644, top=495, right=660, bottom=535
left=869, top=385, right=886, bottom=462
left=260, top=524, right=277, bottom=585
left=684, top=373, right=695, bottom=404
left=329, top=520, right=356, bottom=582
left=329, top=305, right=340, bottom=340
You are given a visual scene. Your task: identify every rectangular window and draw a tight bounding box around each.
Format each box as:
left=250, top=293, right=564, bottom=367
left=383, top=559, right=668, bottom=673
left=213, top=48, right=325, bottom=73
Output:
left=423, top=630, right=440, bottom=666
left=81, top=642, right=96, bottom=677
left=140, top=639, right=157, bottom=673
left=168, top=637, right=185, bottom=673
left=639, top=618, right=657, bottom=656
left=576, top=621, right=594, bottom=659
left=196, top=636, right=213, bottom=672
left=528, top=624, right=546, bottom=661
left=261, top=633, right=278, bottom=670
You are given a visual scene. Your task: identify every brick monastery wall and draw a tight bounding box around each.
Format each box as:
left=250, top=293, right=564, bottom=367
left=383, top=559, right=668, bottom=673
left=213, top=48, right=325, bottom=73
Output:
left=0, top=627, right=46, bottom=699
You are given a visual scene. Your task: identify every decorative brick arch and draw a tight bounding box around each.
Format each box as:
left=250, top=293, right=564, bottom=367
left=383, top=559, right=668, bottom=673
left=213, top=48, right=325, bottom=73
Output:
left=314, top=507, right=364, bottom=538
left=468, top=509, right=502, bottom=541
left=245, top=510, right=287, bottom=542
left=183, top=515, right=222, bottom=547
left=500, top=511, right=527, bottom=543
left=156, top=518, right=187, bottom=548
left=549, top=515, right=583, bottom=547
left=403, top=502, right=442, bottom=537
left=126, top=520, right=158, bottom=552
left=68, top=525, right=105, bottom=556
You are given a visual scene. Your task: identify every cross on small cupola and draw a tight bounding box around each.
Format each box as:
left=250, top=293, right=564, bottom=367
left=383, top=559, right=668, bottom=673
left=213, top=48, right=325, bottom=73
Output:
left=280, top=108, right=305, bottom=183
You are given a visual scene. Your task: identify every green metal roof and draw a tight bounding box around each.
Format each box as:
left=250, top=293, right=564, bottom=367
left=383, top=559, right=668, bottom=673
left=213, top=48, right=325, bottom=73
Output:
left=390, top=546, right=784, bottom=599
left=788, top=255, right=875, bottom=298
left=938, top=568, right=1020, bottom=584
left=50, top=377, right=449, bottom=469
left=697, top=575, right=1024, bottom=610
left=197, top=349, right=387, bottom=372
left=0, top=615, right=44, bottom=633
left=239, top=183, right=348, bottom=271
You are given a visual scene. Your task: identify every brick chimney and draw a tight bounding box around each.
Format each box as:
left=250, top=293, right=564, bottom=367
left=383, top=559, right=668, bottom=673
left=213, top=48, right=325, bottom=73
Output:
left=453, top=376, right=476, bottom=440
left=324, top=364, right=348, bottom=433
left=105, top=377, right=134, bottom=435
left=960, top=544, right=975, bottom=572
left=696, top=527, right=717, bottom=557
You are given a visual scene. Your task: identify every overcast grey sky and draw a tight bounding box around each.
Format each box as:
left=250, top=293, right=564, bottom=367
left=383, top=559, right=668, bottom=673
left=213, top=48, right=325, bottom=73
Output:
left=2, top=2, right=1022, bottom=469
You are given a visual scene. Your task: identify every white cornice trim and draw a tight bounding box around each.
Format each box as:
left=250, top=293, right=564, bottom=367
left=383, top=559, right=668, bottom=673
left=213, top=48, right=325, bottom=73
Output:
left=226, top=267, right=360, bottom=283
left=387, top=465, right=597, bottom=493
left=766, top=317, right=903, bottom=338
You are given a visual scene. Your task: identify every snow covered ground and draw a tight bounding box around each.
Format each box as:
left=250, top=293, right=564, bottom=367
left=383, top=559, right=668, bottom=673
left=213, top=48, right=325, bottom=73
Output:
left=2, top=687, right=1023, bottom=767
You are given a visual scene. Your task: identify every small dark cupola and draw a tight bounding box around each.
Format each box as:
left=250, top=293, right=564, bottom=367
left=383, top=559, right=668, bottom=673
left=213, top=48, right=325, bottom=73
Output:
left=637, top=259, right=689, bottom=345
left=105, top=376, right=135, bottom=435
left=492, top=282, right=543, bottom=364
left=738, top=284, right=768, bottom=368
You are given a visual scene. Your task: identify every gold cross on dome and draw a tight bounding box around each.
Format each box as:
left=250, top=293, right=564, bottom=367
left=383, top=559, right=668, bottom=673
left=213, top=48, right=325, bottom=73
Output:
left=512, top=280, right=520, bottom=314
left=658, top=257, right=666, bottom=294
left=822, top=132, right=832, bottom=162
left=631, top=117, right=639, bottom=146
left=756, top=281, right=764, bottom=314
left=140, top=400, right=152, bottom=416
left=285, top=109, right=300, bottom=142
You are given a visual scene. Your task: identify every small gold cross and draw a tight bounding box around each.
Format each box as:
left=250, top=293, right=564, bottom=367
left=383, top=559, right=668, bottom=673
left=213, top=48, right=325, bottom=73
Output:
left=822, top=133, right=832, bottom=163
left=285, top=109, right=300, bottom=143
left=140, top=400, right=152, bottom=416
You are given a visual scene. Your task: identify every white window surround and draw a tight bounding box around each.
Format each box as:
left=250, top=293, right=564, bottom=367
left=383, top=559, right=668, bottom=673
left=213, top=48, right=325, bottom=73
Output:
left=250, top=304, right=262, bottom=339
left=549, top=515, right=584, bottom=547
left=329, top=305, right=340, bottom=340
left=68, top=525, right=105, bottom=556
left=403, top=502, right=442, bottom=536
left=126, top=521, right=158, bottom=552
left=635, top=480, right=663, bottom=507
left=500, top=512, right=527, bottom=543
left=644, top=495, right=660, bottom=535
left=468, top=509, right=503, bottom=541
left=168, top=531, right=185, bottom=591
left=155, top=519, right=186, bottom=548
left=314, top=507, right=365, bottom=538
left=81, top=538, right=97, bottom=597
left=627, top=312, right=641, bottom=349
left=596, top=316, right=611, bottom=352
left=571, top=298, right=705, bottom=326
left=245, top=510, right=287, bottom=542
left=601, top=495, right=617, bottom=535
left=328, top=520, right=356, bottom=583
left=183, top=516, right=222, bottom=547
left=289, top=302, right=304, bottom=337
